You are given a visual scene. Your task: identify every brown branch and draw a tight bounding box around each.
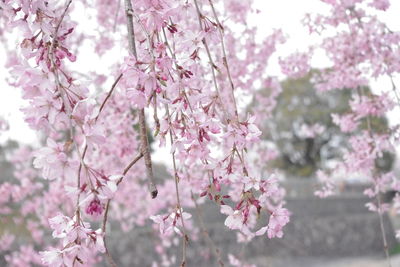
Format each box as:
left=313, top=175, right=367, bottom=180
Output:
left=101, top=2, right=160, bottom=265
left=125, top=0, right=158, bottom=199
left=125, top=0, right=137, bottom=58
left=54, top=0, right=73, bottom=36
left=122, top=152, right=144, bottom=177
left=97, top=73, right=123, bottom=120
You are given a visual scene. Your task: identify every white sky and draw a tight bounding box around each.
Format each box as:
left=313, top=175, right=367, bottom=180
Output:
left=1, top=0, right=400, bottom=162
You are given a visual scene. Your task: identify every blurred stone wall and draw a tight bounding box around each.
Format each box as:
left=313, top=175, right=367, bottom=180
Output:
left=103, top=180, right=398, bottom=266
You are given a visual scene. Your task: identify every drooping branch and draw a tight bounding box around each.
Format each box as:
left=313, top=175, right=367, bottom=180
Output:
left=192, top=0, right=231, bottom=123
left=102, top=152, right=144, bottom=267
left=360, top=88, right=392, bottom=267
left=193, top=0, right=250, bottom=177
left=207, top=0, right=239, bottom=120
left=191, top=192, right=224, bottom=267
left=124, top=0, right=158, bottom=198
left=164, top=99, right=189, bottom=267
left=97, top=73, right=123, bottom=119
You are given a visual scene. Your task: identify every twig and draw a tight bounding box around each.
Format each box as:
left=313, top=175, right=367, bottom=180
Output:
left=192, top=0, right=231, bottom=123
left=76, top=73, right=123, bottom=222
left=49, top=0, right=73, bottom=114
left=163, top=96, right=188, bottom=266
left=389, top=73, right=400, bottom=107
left=360, top=86, right=392, bottom=267
left=377, top=192, right=392, bottom=267
left=113, top=0, right=121, bottom=32
left=153, top=91, right=160, bottom=136
left=122, top=152, right=144, bottom=178
left=102, top=152, right=144, bottom=267
left=97, top=73, right=123, bottom=120
left=207, top=0, right=239, bottom=120
left=49, top=0, right=84, bottom=222
left=101, top=2, right=160, bottom=265
left=191, top=192, right=224, bottom=267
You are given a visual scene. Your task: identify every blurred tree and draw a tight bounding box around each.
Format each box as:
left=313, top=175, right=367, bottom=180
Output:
left=255, top=71, right=393, bottom=178
left=0, top=140, right=18, bottom=181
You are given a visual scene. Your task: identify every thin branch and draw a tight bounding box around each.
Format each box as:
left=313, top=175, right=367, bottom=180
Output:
left=191, top=192, right=224, bottom=267
left=49, top=0, right=85, bottom=223
left=54, top=0, right=73, bottom=36
left=97, top=73, right=123, bottom=120
left=76, top=73, right=122, bottom=222
left=162, top=93, right=189, bottom=266
left=359, top=86, right=392, bottom=267
left=377, top=191, right=392, bottom=267
left=207, top=0, right=239, bottom=120
left=194, top=0, right=250, bottom=179
left=103, top=231, right=117, bottom=267
left=153, top=91, right=161, bottom=136
left=102, top=152, right=143, bottom=267
left=389, top=74, right=400, bottom=107
left=49, top=0, right=74, bottom=114
left=101, top=2, right=159, bottom=265
left=113, top=0, right=121, bottom=32
left=191, top=0, right=231, bottom=123
left=123, top=152, right=144, bottom=177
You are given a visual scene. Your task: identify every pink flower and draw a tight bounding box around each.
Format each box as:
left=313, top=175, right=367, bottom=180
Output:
left=243, top=176, right=260, bottom=191
left=48, top=214, right=73, bottom=239
left=0, top=233, right=15, bottom=251
left=40, top=249, right=64, bottom=267
left=126, top=88, right=147, bottom=109
left=40, top=245, right=78, bottom=267
left=33, top=138, right=68, bottom=180
left=71, top=99, right=99, bottom=126
left=256, top=207, right=290, bottom=238
left=314, top=170, right=335, bottom=198
left=228, top=254, right=256, bottom=267
left=267, top=207, right=290, bottom=238
left=331, top=113, right=359, bottom=133
left=85, top=198, right=103, bottom=216
left=369, top=0, right=390, bottom=10
left=279, top=52, right=310, bottom=78
left=150, top=209, right=192, bottom=235
left=220, top=205, right=244, bottom=230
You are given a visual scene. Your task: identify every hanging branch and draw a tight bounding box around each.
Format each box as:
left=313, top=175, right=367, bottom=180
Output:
left=164, top=99, right=189, bottom=267
left=191, top=192, right=224, bottom=267
left=102, top=151, right=144, bottom=267
left=193, top=0, right=249, bottom=178
left=354, top=85, right=391, bottom=267
left=207, top=0, right=239, bottom=120
left=191, top=0, right=231, bottom=123
left=124, top=0, right=158, bottom=199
